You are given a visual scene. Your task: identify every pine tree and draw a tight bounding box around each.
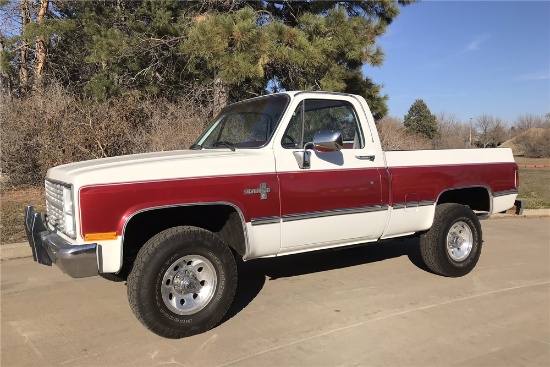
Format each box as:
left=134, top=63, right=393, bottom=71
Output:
left=404, top=99, right=439, bottom=139
left=1, top=0, right=416, bottom=119
left=1, top=0, right=74, bottom=95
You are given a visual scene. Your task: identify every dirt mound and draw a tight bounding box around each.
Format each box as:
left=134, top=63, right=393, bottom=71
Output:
left=501, top=128, right=550, bottom=156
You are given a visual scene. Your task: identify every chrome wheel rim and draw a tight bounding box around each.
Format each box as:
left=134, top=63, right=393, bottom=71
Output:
left=446, top=221, right=473, bottom=262
left=161, top=255, right=217, bottom=315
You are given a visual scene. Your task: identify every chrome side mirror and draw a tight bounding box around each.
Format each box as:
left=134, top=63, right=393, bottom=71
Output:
left=312, top=130, right=343, bottom=152
left=293, top=130, right=343, bottom=169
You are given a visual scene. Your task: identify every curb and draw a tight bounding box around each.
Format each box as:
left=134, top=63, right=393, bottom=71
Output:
left=1, top=242, right=32, bottom=261
left=490, top=209, right=550, bottom=219
left=518, top=165, right=550, bottom=168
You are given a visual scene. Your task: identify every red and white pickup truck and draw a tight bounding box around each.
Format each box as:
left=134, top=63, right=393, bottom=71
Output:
left=25, top=91, right=520, bottom=338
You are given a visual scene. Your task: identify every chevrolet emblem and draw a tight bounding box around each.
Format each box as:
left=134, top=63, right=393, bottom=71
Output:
left=244, top=183, right=270, bottom=200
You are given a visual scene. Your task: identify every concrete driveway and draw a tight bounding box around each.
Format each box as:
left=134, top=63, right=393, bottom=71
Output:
left=2, top=218, right=549, bottom=366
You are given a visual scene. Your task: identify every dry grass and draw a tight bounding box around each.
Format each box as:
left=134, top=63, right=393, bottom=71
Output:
left=1, top=85, right=209, bottom=187
left=501, top=127, right=550, bottom=157
left=514, top=157, right=550, bottom=166
left=517, top=168, right=550, bottom=209
left=1, top=187, right=45, bottom=244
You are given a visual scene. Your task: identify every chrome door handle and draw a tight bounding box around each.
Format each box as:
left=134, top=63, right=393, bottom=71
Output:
left=355, top=155, right=375, bottom=161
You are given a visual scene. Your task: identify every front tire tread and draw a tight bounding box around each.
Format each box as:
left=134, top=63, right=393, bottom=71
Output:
left=127, top=226, right=237, bottom=339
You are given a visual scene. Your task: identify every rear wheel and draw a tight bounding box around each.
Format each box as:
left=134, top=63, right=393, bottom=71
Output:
left=127, top=226, right=237, bottom=338
left=419, top=203, right=482, bottom=277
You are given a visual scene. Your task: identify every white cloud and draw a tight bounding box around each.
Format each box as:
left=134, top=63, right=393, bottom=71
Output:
left=518, top=70, right=550, bottom=81
left=462, top=34, right=491, bottom=52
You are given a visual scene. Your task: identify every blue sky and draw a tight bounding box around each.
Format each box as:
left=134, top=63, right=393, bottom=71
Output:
left=364, top=0, right=550, bottom=125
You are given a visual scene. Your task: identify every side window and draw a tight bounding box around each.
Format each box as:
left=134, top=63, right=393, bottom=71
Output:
left=282, top=103, right=303, bottom=148
left=282, top=99, right=364, bottom=149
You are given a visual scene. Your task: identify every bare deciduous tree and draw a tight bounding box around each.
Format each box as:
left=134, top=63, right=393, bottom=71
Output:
left=474, top=114, right=507, bottom=148
left=512, top=113, right=550, bottom=135
left=1, top=84, right=210, bottom=186
left=513, top=128, right=550, bottom=158
left=376, top=116, right=431, bottom=151
left=434, top=112, right=470, bottom=149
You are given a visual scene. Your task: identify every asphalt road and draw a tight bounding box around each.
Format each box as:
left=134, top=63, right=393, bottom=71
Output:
left=2, top=218, right=549, bottom=366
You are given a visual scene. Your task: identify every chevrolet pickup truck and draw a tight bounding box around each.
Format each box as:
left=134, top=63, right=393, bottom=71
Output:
left=25, top=91, right=520, bottom=338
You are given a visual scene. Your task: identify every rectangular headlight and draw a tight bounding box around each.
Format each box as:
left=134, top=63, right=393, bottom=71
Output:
left=62, top=185, right=76, bottom=237
left=45, top=179, right=76, bottom=239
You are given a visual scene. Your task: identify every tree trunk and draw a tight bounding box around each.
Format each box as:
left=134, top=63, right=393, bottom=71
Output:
left=212, top=75, right=228, bottom=117
left=35, top=0, right=50, bottom=89
left=0, top=39, right=14, bottom=96
left=19, top=0, right=30, bottom=95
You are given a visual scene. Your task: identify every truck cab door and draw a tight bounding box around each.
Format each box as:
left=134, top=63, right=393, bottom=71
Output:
left=274, top=95, right=386, bottom=254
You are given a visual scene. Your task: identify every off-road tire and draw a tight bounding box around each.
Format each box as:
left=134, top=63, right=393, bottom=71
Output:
left=127, top=226, right=237, bottom=338
left=419, top=203, right=482, bottom=277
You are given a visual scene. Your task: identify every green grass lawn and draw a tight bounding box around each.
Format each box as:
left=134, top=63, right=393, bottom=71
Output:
left=518, top=168, right=550, bottom=209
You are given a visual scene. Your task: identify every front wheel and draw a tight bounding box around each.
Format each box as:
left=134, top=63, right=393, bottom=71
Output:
left=127, top=226, right=237, bottom=338
left=419, top=203, right=482, bottom=277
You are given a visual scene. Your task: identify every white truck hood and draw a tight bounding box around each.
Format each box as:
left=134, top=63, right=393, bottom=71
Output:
left=47, top=149, right=273, bottom=188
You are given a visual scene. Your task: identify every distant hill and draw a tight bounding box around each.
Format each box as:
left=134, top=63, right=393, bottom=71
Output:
left=501, top=128, right=550, bottom=156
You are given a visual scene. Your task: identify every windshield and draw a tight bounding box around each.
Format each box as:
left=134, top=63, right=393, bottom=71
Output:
left=191, top=94, right=290, bottom=150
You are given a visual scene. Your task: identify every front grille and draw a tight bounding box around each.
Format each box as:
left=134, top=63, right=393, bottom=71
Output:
left=45, top=180, right=67, bottom=233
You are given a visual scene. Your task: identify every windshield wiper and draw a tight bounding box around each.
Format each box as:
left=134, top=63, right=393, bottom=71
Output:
left=213, top=141, right=236, bottom=152
left=189, top=143, right=202, bottom=150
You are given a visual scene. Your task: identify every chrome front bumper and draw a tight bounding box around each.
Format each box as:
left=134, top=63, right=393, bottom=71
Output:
left=24, top=205, right=98, bottom=278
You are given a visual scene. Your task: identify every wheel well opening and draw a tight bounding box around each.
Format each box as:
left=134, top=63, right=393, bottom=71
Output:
left=122, top=205, right=247, bottom=267
left=437, top=187, right=490, bottom=212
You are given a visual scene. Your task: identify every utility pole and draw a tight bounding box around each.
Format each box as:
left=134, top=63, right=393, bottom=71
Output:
left=469, top=117, right=473, bottom=147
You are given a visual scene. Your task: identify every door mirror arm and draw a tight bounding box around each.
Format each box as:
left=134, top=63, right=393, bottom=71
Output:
left=293, top=130, right=343, bottom=169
